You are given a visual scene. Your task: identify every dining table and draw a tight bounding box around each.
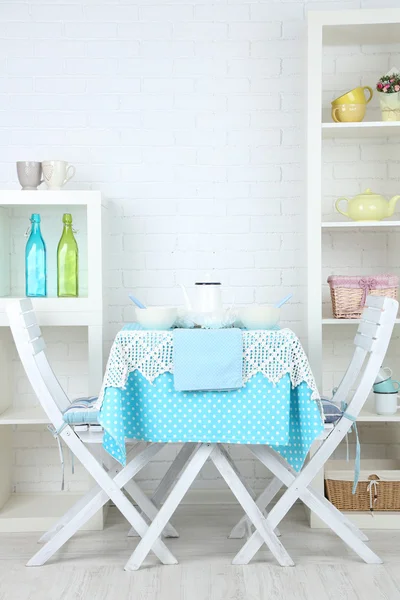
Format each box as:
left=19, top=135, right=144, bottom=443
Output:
left=94, top=323, right=325, bottom=569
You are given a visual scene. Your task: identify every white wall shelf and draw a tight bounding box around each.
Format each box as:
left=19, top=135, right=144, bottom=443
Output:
left=0, top=406, right=50, bottom=425
left=0, top=190, right=106, bottom=531
left=0, top=493, right=106, bottom=533
left=322, top=121, right=400, bottom=138
left=322, top=318, right=400, bottom=325
left=321, top=221, right=400, bottom=229
left=308, top=8, right=400, bottom=530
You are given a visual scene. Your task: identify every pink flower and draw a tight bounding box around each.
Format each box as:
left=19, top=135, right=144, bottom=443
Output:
left=395, top=85, right=400, bottom=92
left=377, top=82, right=383, bottom=89
left=391, top=78, right=395, bottom=82
left=383, top=88, right=388, bottom=92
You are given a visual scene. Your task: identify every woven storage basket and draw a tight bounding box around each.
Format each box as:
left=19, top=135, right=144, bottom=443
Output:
left=327, top=274, right=398, bottom=319
left=325, top=460, right=400, bottom=511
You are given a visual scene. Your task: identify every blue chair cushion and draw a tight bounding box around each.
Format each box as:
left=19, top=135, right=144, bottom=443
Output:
left=321, top=398, right=343, bottom=424
left=63, top=396, right=99, bottom=425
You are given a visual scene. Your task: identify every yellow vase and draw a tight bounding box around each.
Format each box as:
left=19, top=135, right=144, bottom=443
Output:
left=332, top=86, right=373, bottom=106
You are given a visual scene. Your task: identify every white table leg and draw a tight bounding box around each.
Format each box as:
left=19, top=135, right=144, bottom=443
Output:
left=210, top=445, right=294, bottom=567
left=124, top=443, right=213, bottom=571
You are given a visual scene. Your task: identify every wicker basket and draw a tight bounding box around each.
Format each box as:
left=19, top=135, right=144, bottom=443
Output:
left=325, top=460, right=400, bottom=511
left=327, top=274, right=398, bottom=319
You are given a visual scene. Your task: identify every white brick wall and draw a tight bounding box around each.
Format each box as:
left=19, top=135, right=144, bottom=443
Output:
left=1, top=0, right=398, bottom=493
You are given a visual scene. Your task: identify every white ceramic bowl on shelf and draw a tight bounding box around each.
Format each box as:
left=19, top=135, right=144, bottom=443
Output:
left=135, top=307, right=177, bottom=330
left=239, top=305, right=280, bottom=330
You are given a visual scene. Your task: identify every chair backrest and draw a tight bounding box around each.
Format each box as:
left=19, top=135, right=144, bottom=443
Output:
left=7, top=299, right=71, bottom=429
left=332, top=295, right=398, bottom=418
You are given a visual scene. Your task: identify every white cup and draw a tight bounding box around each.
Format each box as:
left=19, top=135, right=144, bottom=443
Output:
left=375, top=366, right=392, bottom=384
left=375, top=391, right=400, bottom=416
left=42, top=160, right=75, bottom=190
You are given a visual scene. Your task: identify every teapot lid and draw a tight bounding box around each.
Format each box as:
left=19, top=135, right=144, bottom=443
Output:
left=361, top=188, right=380, bottom=196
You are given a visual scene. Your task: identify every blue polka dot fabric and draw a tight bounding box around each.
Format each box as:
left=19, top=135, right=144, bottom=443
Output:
left=98, top=371, right=324, bottom=472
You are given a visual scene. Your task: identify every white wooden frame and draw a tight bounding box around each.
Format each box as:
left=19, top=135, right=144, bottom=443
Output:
left=230, top=296, right=398, bottom=565
left=7, top=299, right=179, bottom=568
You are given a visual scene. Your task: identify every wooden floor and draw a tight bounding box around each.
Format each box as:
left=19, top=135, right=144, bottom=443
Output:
left=1, top=503, right=400, bottom=599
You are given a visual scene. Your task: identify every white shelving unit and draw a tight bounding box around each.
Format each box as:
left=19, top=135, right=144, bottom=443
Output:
left=307, top=9, right=400, bottom=529
left=0, top=190, right=106, bottom=531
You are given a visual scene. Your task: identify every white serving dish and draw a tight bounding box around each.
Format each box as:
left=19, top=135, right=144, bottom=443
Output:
left=239, top=305, right=280, bottom=330
left=135, top=306, right=177, bottom=330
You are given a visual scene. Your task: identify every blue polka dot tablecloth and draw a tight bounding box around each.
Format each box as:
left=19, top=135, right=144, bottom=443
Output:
left=98, top=371, right=324, bottom=473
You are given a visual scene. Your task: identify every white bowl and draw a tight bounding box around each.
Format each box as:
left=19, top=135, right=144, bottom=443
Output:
left=135, top=306, right=177, bottom=330
left=239, top=305, right=280, bottom=330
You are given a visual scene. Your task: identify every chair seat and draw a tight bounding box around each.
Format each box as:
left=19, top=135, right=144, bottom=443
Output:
left=63, top=396, right=99, bottom=425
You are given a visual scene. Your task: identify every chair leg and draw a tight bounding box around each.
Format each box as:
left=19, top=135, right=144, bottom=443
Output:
left=233, top=445, right=381, bottom=566
left=124, top=443, right=213, bottom=571
left=210, top=445, right=294, bottom=567
left=38, top=442, right=152, bottom=544
left=228, top=476, right=283, bottom=539
left=27, top=436, right=177, bottom=567
left=127, top=442, right=199, bottom=538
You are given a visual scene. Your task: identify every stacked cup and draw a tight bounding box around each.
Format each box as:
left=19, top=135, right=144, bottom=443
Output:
left=331, top=86, right=373, bottom=123
left=373, top=366, right=400, bottom=415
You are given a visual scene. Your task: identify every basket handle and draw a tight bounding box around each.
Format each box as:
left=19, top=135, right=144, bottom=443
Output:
left=367, top=475, right=380, bottom=512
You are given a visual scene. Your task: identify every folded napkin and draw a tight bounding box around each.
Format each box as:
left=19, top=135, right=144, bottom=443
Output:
left=173, top=328, right=243, bottom=391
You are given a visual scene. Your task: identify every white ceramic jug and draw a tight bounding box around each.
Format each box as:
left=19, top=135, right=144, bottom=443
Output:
left=181, top=281, right=223, bottom=313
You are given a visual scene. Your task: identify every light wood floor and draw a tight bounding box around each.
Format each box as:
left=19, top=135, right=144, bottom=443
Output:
left=1, top=503, right=400, bottom=599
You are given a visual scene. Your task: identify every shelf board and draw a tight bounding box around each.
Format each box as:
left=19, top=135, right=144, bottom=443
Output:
left=0, top=406, right=50, bottom=425
left=0, top=190, right=103, bottom=207
left=322, top=220, right=400, bottom=229
left=0, top=493, right=105, bottom=532
left=322, top=121, right=400, bottom=139
left=322, top=317, right=400, bottom=325
left=0, top=297, right=101, bottom=327
left=358, top=408, right=400, bottom=422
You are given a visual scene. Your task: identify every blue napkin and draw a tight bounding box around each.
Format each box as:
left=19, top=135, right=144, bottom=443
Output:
left=173, top=329, right=243, bottom=391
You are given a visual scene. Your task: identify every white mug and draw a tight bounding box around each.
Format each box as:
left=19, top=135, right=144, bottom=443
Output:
left=375, top=391, right=400, bottom=416
left=375, top=366, right=392, bottom=384
left=194, top=282, right=222, bottom=313
left=42, top=160, right=75, bottom=190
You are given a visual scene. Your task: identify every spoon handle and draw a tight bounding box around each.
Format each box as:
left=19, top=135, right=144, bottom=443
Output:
left=129, top=294, right=147, bottom=309
left=275, top=294, right=293, bottom=309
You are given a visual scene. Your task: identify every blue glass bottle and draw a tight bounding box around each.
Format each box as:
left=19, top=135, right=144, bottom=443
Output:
left=25, top=213, right=47, bottom=297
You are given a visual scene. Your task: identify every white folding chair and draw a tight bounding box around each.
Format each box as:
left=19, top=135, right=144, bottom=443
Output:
left=228, top=295, right=398, bottom=566
left=7, top=299, right=180, bottom=568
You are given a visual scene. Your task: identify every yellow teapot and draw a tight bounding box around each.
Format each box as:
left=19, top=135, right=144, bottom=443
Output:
left=335, top=188, right=400, bottom=221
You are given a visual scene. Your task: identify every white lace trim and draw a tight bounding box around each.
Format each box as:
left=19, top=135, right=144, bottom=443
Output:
left=95, top=328, right=319, bottom=408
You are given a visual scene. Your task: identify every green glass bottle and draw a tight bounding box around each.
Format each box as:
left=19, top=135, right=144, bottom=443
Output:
left=57, top=213, right=78, bottom=297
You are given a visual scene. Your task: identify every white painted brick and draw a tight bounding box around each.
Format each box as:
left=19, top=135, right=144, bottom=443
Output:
left=195, top=5, right=250, bottom=21
left=251, top=39, right=299, bottom=58
left=31, top=4, right=83, bottom=21
left=227, top=165, right=281, bottom=182
left=228, top=58, right=281, bottom=77
left=196, top=77, right=250, bottom=94
left=229, top=94, right=280, bottom=111
left=118, top=58, right=174, bottom=77
left=34, top=77, right=86, bottom=94
left=140, top=41, right=194, bottom=58
left=174, top=94, right=226, bottom=111
left=0, top=22, right=63, bottom=39
left=86, top=77, right=141, bottom=93
left=174, top=58, right=226, bottom=77
left=173, top=22, right=228, bottom=40
left=84, top=4, right=139, bottom=21
left=195, top=41, right=249, bottom=58
left=65, top=22, right=117, bottom=39
left=86, top=40, right=140, bottom=58
left=250, top=3, right=304, bottom=20
left=228, top=22, right=281, bottom=41
left=34, top=39, right=85, bottom=57
left=197, top=146, right=249, bottom=166
left=118, top=22, right=172, bottom=40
